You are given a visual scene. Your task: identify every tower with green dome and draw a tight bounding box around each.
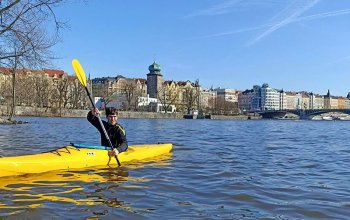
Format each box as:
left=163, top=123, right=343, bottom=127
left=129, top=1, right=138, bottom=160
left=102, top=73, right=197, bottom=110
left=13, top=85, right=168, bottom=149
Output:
left=147, top=61, right=163, bottom=98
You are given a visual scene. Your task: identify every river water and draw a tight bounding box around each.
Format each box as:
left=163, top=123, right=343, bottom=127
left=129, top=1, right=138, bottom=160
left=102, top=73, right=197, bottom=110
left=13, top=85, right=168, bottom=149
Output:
left=0, top=117, right=349, bottom=219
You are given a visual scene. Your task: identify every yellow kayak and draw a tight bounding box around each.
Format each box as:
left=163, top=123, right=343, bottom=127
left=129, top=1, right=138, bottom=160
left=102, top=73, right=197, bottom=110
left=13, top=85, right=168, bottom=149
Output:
left=0, top=143, right=172, bottom=178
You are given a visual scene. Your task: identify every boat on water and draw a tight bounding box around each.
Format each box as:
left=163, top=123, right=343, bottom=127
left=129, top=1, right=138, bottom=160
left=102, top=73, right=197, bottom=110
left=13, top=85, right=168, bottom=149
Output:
left=336, top=117, right=350, bottom=121
left=0, top=143, right=172, bottom=178
left=322, top=116, right=333, bottom=120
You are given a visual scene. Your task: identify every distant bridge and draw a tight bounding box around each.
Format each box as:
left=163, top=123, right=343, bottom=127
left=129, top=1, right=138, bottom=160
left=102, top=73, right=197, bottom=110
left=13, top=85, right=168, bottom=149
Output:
left=254, top=109, right=350, bottom=119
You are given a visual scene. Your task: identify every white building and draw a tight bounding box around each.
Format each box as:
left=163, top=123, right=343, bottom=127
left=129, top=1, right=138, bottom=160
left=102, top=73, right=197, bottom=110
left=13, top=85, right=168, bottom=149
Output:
left=138, top=95, right=158, bottom=107
left=149, top=102, right=176, bottom=113
left=94, top=97, right=104, bottom=109
left=215, top=88, right=239, bottom=103
left=260, top=83, right=280, bottom=110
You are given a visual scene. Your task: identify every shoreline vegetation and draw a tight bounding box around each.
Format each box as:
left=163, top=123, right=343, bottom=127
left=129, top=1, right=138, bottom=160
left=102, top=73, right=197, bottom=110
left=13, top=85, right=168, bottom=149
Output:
left=0, top=105, right=259, bottom=124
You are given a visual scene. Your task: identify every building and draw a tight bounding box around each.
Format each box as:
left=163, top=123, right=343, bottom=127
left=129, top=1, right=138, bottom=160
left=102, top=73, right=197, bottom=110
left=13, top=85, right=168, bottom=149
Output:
left=260, top=83, right=280, bottom=110
left=214, top=88, right=240, bottom=114
left=238, top=89, right=254, bottom=111
left=200, top=89, right=217, bottom=113
left=345, top=97, right=350, bottom=109
left=251, top=85, right=262, bottom=110
left=309, top=93, right=324, bottom=109
left=285, top=92, right=299, bottom=110
left=147, top=61, right=163, bottom=98
left=91, top=75, right=128, bottom=98
left=324, top=90, right=338, bottom=109
left=279, top=90, right=287, bottom=110
left=138, top=95, right=158, bottom=107
left=338, top=97, right=345, bottom=109
left=301, top=92, right=310, bottom=110
left=149, top=102, right=176, bottom=113
left=215, top=88, right=239, bottom=103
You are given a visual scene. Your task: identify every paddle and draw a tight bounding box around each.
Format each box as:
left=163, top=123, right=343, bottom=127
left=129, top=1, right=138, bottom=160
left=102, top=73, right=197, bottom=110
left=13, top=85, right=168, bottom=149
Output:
left=71, top=59, right=121, bottom=166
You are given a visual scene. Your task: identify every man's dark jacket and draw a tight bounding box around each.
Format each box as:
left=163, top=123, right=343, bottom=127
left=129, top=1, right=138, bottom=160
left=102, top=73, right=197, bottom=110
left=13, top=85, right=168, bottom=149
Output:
left=87, top=111, right=128, bottom=153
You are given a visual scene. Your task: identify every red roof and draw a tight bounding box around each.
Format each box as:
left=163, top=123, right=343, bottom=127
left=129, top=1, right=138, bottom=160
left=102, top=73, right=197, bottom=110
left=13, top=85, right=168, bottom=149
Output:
left=177, top=81, right=189, bottom=86
left=44, top=69, right=65, bottom=77
left=1, top=67, right=68, bottom=79
left=134, top=78, right=147, bottom=83
left=0, top=67, right=12, bottom=75
left=0, top=67, right=43, bottom=75
left=68, top=75, right=77, bottom=81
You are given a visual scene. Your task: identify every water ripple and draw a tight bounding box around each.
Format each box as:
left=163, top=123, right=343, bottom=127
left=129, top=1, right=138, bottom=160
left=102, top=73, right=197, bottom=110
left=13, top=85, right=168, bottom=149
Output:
left=0, top=118, right=350, bottom=219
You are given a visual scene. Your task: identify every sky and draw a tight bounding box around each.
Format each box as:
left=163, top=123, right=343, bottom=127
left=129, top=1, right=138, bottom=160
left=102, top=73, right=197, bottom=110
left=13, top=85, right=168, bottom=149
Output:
left=52, top=0, right=350, bottom=96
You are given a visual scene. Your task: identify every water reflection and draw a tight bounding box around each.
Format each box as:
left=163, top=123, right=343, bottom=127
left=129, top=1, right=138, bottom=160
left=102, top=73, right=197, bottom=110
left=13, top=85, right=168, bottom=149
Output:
left=0, top=153, right=172, bottom=217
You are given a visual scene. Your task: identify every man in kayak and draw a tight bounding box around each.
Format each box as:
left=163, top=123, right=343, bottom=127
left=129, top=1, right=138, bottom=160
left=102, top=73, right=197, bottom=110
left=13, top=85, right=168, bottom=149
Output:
left=87, top=107, right=128, bottom=156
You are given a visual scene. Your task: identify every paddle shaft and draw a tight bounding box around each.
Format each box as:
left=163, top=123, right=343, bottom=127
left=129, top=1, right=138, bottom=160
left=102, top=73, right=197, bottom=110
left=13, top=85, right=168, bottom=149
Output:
left=85, top=87, right=121, bottom=166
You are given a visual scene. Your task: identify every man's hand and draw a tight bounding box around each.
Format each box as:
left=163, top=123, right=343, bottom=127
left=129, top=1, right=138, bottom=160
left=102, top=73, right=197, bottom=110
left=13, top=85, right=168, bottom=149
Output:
left=108, top=148, right=119, bottom=157
left=91, top=108, right=100, bottom=116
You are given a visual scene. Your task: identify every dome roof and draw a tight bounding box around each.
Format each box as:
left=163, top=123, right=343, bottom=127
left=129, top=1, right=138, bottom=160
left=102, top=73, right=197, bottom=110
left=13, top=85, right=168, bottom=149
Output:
left=148, top=61, right=161, bottom=72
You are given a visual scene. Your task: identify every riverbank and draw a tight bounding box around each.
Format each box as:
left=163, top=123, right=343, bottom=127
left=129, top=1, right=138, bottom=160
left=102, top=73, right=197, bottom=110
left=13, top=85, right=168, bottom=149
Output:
left=0, top=105, right=183, bottom=119
left=0, top=117, right=28, bottom=124
left=0, top=105, right=258, bottom=121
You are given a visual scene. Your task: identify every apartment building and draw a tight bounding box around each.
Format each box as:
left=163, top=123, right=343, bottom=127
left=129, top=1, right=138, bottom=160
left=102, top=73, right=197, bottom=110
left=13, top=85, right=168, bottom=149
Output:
left=324, top=90, right=339, bottom=109
left=251, top=85, right=262, bottom=110
left=345, top=98, right=350, bottom=109
left=215, top=88, right=240, bottom=103
left=310, top=93, right=324, bottom=109
left=239, top=89, right=254, bottom=111
left=92, top=76, right=129, bottom=97
left=260, top=83, right=280, bottom=110
left=200, top=89, right=217, bottom=112
left=301, top=92, right=310, bottom=109
left=279, top=90, right=287, bottom=110
left=338, top=97, right=345, bottom=109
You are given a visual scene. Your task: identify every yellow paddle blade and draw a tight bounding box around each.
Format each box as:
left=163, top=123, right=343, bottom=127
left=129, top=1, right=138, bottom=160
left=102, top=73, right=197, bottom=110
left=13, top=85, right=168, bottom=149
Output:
left=72, top=59, right=87, bottom=87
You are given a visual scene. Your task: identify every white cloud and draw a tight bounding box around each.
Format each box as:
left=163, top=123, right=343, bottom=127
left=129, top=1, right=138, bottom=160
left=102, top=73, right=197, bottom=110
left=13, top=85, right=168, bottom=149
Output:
left=201, top=1, right=350, bottom=47
left=185, top=0, right=242, bottom=17
left=248, top=0, right=320, bottom=45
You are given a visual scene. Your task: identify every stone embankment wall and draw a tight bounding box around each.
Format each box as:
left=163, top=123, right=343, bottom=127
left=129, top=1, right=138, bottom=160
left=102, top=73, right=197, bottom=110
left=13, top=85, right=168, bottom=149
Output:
left=0, top=105, right=88, bottom=118
left=0, top=105, right=183, bottom=119
left=0, top=105, right=258, bottom=120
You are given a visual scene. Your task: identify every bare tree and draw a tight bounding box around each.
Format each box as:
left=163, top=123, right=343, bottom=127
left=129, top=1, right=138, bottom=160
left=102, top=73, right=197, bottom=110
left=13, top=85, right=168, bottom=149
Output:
left=182, top=85, right=199, bottom=114
left=101, top=95, right=113, bottom=109
left=157, top=81, right=179, bottom=113
left=14, top=71, right=34, bottom=106
left=92, top=83, right=114, bottom=108
left=207, top=95, right=216, bottom=115
left=0, top=0, right=66, bottom=119
left=122, top=79, right=137, bottom=111
left=8, top=53, right=18, bottom=120
left=216, top=99, right=239, bottom=115
left=0, top=0, right=65, bottom=65
left=52, top=77, right=69, bottom=116
left=133, top=80, right=146, bottom=111
left=69, top=79, right=88, bottom=109
left=0, top=72, right=10, bottom=104
left=33, top=74, right=51, bottom=108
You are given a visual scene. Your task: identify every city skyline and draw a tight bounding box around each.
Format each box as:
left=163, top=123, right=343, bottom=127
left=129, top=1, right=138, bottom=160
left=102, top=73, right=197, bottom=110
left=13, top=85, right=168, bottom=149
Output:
left=90, top=70, right=346, bottom=98
left=52, top=0, right=350, bottom=96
